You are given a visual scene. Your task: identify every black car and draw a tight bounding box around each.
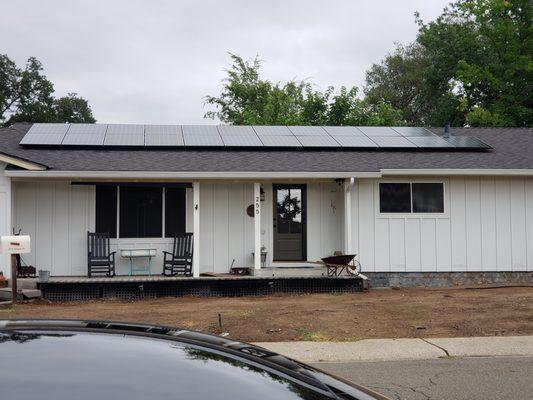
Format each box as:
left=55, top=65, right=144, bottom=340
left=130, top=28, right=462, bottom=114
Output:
left=0, top=319, right=388, bottom=400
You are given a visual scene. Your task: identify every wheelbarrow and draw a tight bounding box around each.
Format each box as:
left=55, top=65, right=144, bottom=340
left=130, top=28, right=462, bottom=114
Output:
left=318, top=254, right=362, bottom=277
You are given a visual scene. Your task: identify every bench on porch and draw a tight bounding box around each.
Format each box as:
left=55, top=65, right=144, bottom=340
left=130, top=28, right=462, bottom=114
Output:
left=163, top=233, right=193, bottom=276
left=87, top=232, right=116, bottom=278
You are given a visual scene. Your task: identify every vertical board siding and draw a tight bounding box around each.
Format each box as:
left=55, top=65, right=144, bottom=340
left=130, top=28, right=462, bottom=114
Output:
left=465, top=178, right=482, bottom=270
left=357, top=179, right=375, bottom=271
left=526, top=179, right=533, bottom=271
left=510, top=179, right=527, bottom=270
left=495, top=179, right=512, bottom=271
left=450, top=177, right=467, bottom=270
left=405, top=219, right=421, bottom=270
left=480, top=177, right=498, bottom=271
left=352, top=177, right=532, bottom=272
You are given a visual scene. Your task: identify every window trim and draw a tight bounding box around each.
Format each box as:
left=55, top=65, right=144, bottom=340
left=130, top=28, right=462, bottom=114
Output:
left=96, top=185, right=187, bottom=239
left=376, top=179, right=449, bottom=219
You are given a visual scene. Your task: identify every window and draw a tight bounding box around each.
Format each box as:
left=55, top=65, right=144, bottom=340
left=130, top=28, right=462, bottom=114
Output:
left=95, top=185, right=187, bottom=238
left=165, top=188, right=186, bottom=237
left=379, top=183, right=411, bottom=213
left=412, top=183, right=444, bottom=213
left=120, top=187, right=163, bottom=238
left=379, top=182, right=444, bottom=214
left=95, top=186, right=117, bottom=236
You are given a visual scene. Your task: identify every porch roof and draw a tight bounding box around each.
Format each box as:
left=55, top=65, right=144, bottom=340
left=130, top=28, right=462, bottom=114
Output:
left=1, top=123, right=532, bottom=174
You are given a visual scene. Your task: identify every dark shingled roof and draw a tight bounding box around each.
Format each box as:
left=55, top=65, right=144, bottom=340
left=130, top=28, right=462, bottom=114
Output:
left=1, top=123, right=532, bottom=172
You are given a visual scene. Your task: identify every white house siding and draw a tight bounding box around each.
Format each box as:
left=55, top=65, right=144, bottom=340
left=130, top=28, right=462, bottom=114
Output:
left=197, top=182, right=344, bottom=272
left=0, top=163, right=12, bottom=277
left=12, top=181, right=94, bottom=276
left=351, top=177, right=533, bottom=272
left=12, top=176, right=532, bottom=276
left=10, top=181, right=344, bottom=276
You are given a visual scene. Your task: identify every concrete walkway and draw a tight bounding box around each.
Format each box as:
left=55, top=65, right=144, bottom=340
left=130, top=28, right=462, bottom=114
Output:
left=254, top=335, right=533, bottom=363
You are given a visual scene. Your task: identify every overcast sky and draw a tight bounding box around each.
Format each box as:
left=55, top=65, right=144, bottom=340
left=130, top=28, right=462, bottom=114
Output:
left=1, top=0, right=450, bottom=124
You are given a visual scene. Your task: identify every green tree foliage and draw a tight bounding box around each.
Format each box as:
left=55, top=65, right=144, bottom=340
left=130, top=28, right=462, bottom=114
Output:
left=366, top=0, right=532, bottom=127
left=0, top=54, right=95, bottom=125
left=205, top=54, right=405, bottom=126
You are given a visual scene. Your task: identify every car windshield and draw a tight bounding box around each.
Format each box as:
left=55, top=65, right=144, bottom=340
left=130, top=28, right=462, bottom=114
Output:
left=0, top=330, right=330, bottom=400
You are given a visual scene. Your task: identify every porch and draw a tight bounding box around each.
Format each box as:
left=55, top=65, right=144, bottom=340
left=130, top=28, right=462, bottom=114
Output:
left=7, top=177, right=357, bottom=279
left=35, top=267, right=365, bottom=301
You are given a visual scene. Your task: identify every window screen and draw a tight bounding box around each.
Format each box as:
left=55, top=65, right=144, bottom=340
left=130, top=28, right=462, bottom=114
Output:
left=412, top=183, right=444, bottom=213
left=165, top=188, right=186, bottom=237
left=119, top=186, right=162, bottom=238
left=95, top=186, right=117, bottom=237
left=379, top=183, right=411, bottom=213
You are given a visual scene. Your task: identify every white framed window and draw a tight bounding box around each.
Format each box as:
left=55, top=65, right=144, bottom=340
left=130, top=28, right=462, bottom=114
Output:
left=377, top=180, right=447, bottom=217
left=95, top=185, right=186, bottom=238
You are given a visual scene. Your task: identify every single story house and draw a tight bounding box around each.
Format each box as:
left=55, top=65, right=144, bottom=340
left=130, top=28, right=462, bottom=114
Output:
left=0, top=123, right=532, bottom=283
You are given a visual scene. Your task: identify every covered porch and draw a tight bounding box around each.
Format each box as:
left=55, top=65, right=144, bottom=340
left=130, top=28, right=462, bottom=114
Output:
left=3, top=171, right=366, bottom=280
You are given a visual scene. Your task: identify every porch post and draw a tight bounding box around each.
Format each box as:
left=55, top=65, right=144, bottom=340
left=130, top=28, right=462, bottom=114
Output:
left=343, top=178, right=354, bottom=255
left=192, top=181, right=200, bottom=277
left=254, top=182, right=261, bottom=270
left=0, top=173, right=12, bottom=280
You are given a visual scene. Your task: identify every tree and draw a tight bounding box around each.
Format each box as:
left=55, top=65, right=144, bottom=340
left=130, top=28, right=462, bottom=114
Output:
left=365, top=43, right=430, bottom=125
left=366, top=0, right=533, bottom=127
left=0, top=54, right=95, bottom=125
left=205, top=54, right=405, bottom=126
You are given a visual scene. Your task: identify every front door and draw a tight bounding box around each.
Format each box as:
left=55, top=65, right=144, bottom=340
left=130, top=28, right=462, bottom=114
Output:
left=273, top=184, right=306, bottom=261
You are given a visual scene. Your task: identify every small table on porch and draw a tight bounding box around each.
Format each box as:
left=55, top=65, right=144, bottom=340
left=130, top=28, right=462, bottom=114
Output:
left=120, top=249, right=157, bottom=276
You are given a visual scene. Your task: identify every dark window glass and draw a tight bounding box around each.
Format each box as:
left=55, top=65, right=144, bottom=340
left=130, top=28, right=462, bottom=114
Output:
left=120, top=187, right=162, bottom=238
left=379, top=183, right=411, bottom=213
left=412, top=183, right=444, bottom=213
left=95, top=186, right=117, bottom=237
left=276, top=188, right=303, bottom=234
left=165, top=188, right=186, bottom=237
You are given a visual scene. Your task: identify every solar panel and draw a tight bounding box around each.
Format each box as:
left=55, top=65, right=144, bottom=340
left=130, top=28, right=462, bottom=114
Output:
left=20, top=134, right=66, bottom=145
left=20, top=123, right=69, bottom=145
left=144, top=125, right=183, bottom=146
left=371, top=136, right=416, bottom=147
left=259, top=135, right=302, bottom=147
left=25, top=123, right=70, bottom=135
left=408, top=136, right=454, bottom=148
left=183, top=133, right=223, bottom=146
left=296, top=135, right=339, bottom=147
left=106, top=124, right=144, bottom=135
left=63, top=133, right=106, bottom=145
left=358, top=127, right=400, bottom=137
left=182, top=125, right=220, bottom=136
left=253, top=126, right=292, bottom=136
left=442, top=136, right=492, bottom=149
left=287, top=126, right=327, bottom=136
left=104, top=132, right=144, bottom=146
left=218, top=125, right=256, bottom=136
left=222, top=135, right=263, bottom=146
left=18, top=123, right=493, bottom=150
left=144, top=125, right=182, bottom=135
left=103, top=124, right=144, bottom=146
left=334, top=136, right=378, bottom=147
left=62, top=124, right=107, bottom=145
left=392, top=127, right=433, bottom=137
left=322, top=126, right=365, bottom=136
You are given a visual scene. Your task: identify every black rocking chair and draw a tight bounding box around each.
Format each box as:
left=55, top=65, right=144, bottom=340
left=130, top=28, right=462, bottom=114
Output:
left=163, top=233, right=193, bottom=276
left=87, top=232, right=116, bottom=278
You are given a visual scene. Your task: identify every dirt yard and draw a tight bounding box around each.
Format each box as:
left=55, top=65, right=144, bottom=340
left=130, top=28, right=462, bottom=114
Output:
left=1, top=286, right=532, bottom=342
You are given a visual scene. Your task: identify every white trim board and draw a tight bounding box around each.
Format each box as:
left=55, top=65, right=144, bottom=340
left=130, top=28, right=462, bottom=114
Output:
left=0, top=154, right=46, bottom=171
left=4, top=169, right=533, bottom=180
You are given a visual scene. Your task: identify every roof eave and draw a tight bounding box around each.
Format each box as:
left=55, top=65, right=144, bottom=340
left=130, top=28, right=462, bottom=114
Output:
left=0, top=152, right=48, bottom=171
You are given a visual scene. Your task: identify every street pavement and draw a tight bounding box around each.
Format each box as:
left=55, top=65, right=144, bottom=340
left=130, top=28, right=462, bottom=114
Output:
left=314, top=356, right=533, bottom=400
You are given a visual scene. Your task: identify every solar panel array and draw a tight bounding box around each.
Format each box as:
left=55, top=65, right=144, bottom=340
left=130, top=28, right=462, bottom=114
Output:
left=19, top=123, right=492, bottom=149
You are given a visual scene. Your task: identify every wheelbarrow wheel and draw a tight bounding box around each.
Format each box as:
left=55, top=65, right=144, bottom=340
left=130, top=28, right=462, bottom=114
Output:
left=346, top=260, right=361, bottom=275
